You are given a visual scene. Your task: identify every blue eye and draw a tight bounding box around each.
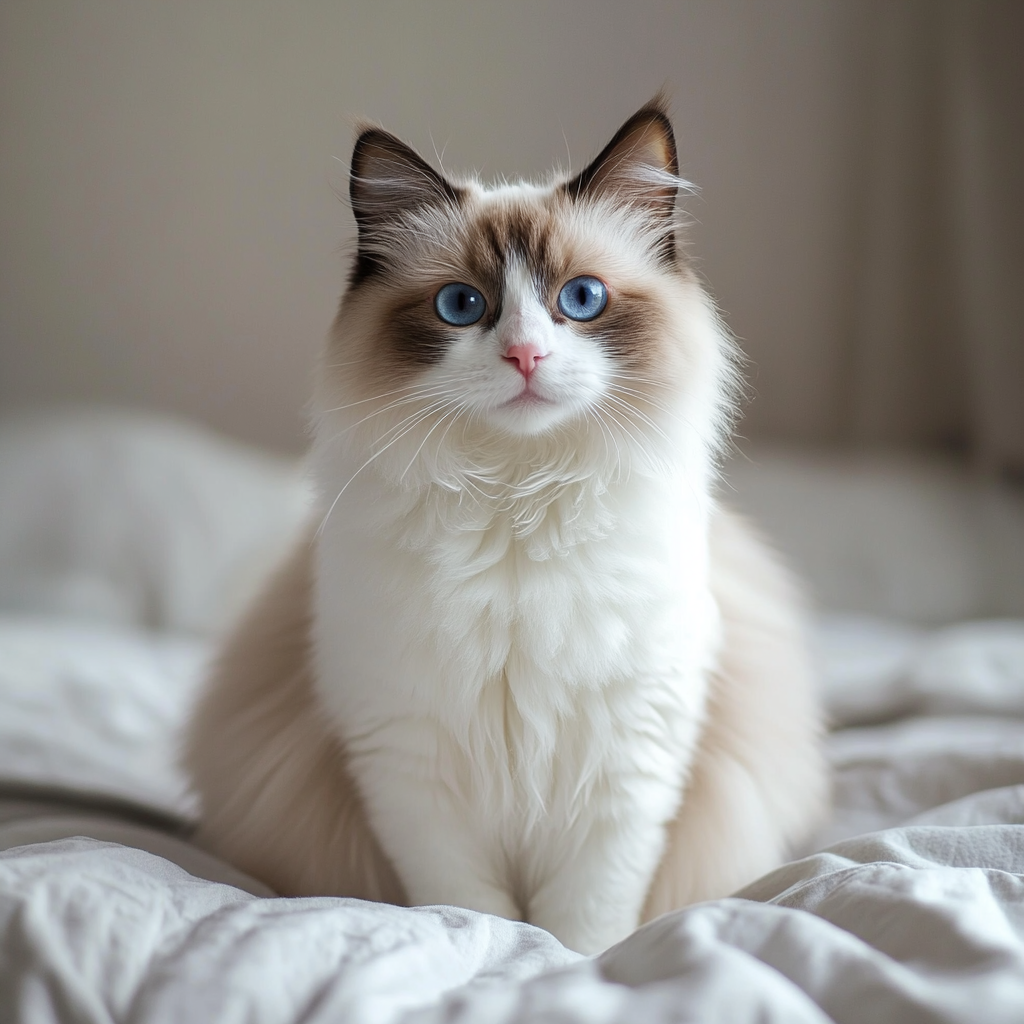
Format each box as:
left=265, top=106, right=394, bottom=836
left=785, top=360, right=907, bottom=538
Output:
left=558, top=276, right=607, bottom=321
left=435, top=283, right=486, bottom=326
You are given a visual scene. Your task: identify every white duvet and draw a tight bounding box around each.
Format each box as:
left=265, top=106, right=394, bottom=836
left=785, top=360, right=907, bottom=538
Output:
left=2, top=412, right=1024, bottom=1023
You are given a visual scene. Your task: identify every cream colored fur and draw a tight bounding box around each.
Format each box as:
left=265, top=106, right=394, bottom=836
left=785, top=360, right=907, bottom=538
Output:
left=185, top=529, right=404, bottom=906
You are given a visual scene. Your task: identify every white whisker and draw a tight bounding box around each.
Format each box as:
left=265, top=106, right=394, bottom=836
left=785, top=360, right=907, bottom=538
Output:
left=318, top=403, right=452, bottom=536
left=398, top=401, right=464, bottom=481
left=337, top=382, right=472, bottom=438
left=602, top=391, right=676, bottom=449
left=323, top=374, right=473, bottom=415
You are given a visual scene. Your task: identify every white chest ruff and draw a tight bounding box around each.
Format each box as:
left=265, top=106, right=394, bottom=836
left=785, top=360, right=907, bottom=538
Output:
left=313, top=469, right=719, bottom=869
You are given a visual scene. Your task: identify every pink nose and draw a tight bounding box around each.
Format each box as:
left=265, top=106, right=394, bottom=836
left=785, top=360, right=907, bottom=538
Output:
left=503, top=343, right=545, bottom=378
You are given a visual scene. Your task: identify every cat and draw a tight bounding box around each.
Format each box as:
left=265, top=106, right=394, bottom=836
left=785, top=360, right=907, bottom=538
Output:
left=184, top=97, right=827, bottom=955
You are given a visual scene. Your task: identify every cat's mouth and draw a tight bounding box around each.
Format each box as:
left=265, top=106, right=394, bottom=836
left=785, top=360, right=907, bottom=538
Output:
left=487, top=383, right=576, bottom=435
left=500, top=388, right=555, bottom=409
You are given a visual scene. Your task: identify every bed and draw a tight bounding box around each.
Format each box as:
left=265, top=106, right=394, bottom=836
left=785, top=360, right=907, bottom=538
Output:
left=2, top=410, right=1023, bottom=1023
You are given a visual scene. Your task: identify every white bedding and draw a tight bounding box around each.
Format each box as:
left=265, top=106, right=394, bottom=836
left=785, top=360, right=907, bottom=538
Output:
left=4, top=826, right=1024, bottom=1023
left=2, top=412, right=1024, bottom=1022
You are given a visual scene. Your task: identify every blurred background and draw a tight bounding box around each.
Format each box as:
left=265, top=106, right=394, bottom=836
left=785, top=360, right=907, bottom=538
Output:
left=2, top=0, right=1020, bottom=467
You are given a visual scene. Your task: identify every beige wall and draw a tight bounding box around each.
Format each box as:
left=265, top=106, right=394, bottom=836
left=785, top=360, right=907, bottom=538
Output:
left=1, top=1, right=869, bottom=453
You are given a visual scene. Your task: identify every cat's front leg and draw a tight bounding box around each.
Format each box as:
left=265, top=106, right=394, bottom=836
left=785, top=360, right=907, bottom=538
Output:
left=356, top=751, right=522, bottom=922
left=525, top=788, right=677, bottom=955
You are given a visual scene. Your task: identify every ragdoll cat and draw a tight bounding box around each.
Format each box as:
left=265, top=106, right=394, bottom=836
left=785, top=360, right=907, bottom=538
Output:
left=184, top=98, right=827, bottom=955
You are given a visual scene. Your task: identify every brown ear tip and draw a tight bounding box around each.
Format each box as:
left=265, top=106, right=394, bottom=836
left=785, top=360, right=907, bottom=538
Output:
left=351, top=126, right=400, bottom=163
left=624, top=102, right=678, bottom=175
left=639, top=90, right=671, bottom=120
left=350, top=129, right=381, bottom=179
left=635, top=104, right=675, bottom=143
left=617, top=94, right=675, bottom=143
left=348, top=124, right=461, bottom=224
left=349, top=127, right=436, bottom=192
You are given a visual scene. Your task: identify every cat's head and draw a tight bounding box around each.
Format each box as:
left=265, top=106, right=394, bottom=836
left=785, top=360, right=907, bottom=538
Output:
left=319, top=99, right=736, bottom=494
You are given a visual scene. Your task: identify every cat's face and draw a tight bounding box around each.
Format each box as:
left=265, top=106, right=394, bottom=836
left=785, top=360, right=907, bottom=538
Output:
left=323, top=100, right=731, bottom=481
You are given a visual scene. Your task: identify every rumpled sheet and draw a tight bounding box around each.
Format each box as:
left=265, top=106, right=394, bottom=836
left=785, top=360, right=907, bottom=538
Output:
left=2, top=827, right=1024, bottom=1023
left=1, top=614, right=1024, bottom=1022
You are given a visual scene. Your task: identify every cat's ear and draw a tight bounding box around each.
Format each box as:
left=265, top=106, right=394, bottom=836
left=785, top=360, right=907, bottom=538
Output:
left=349, top=127, right=461, bottom=276
left=563, top=99, right=681, bottom=252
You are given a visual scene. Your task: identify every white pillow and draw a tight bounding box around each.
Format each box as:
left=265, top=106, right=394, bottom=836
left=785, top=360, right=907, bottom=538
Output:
left=0, top=410, right=310, bottom=635
left=725, top=446, right=1024, bottom=623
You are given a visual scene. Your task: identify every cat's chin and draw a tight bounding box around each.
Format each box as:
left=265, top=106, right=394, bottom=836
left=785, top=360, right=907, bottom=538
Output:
left=484, top=395, right=577, bottom=436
